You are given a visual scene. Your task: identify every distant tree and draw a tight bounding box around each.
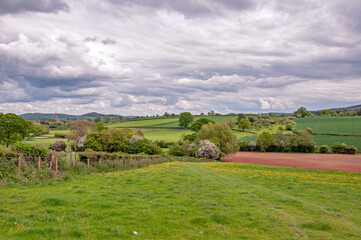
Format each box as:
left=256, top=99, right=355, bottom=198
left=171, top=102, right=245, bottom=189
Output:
left=0, top=113, right=32, bottom=147
left=226, top=119, right=236, bottom=128
left=320, top=109, right=336, bottom=116
left=190, top=118, right=215, bottom=132
left=294, top=107, right=308, bottom=117
left=67, top=120, right=96, bottom=151
left=94, top=117, right=101, bottom=123
left=200, top=113, right=205, bottom=116
left=358, top=109, right=361, bottom=116
left=30, top=122, right=49, bottom=137
left=236, top=113, right=246, bottom=124
left=163, top=112, right=170, bottom=117
left=179, top=112, right=194, bottom=128
left=256, top=132, right=275, bottom=152
left=238, top=118, right=251, bottom=131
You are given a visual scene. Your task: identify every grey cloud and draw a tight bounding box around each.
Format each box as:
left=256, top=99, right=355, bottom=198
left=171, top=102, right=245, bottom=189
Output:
left=0, top=0, right=69, bottom=15
left=101, top=38, right=117, bottom=45
left=106, top=0, right=254, bottom=17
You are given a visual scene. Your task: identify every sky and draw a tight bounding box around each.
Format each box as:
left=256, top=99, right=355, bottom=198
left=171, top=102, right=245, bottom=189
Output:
left=0, top=0, right=361, bottom=116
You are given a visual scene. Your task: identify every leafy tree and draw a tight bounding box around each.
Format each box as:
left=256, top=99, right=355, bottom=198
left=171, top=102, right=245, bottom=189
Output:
left=179, top=112, right=194, bottom=128
left=196, top=123, right=239, bottom=155
left=358, top=109, right=361, bottom=116
left=30, top=122, right=49, bottom=137
left=294, top=107, right=308, bottom=117
left=0, top=113, right=32, bottom=147
left=84, top=132, right=103, bottom=151
left=96, top=121, right=108, bottom=132
left=226, top=119, right=236, bottom=128
left=67, top=120, right=96, bottom=149
left=163, top=112, right=170, bottom=117
left=190, top=118, right=215, bottom=132
left=236, top=113, right=246, bottom=124
left=238, top=118, right=251, bottom=131
left=94, top=117, right=101, bottom=123
left=256, top=132, right=275, bottom=152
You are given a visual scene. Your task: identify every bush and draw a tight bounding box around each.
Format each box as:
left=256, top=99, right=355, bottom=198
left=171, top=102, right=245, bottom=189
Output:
left=196, top=140, right=219, bottom=159
left=319, top=145, right=329, bottom=153
left=54, top=133, right=66, bottom=138
left=238, top=141, right=250, bottom=151
left=169, top=143, right=186, bottom=156
left=11, top=142, right=48, bottom=160
left=332, top=143, right=347, bottom=154
left=285, top=124, right=293, bottom=131
left=345, top=145, right=357, bottom=155
left=155, top=140, right=173, bottom=148
left=51, top=140, right=67, bottom=152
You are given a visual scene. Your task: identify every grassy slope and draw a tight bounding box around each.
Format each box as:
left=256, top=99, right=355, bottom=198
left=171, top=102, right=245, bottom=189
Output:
left=313, top=135, right=361, bottom=150
left=153, top=115, right=238, bottom=128
left=0, top=162, right=360, bottom=239
left=295, top=116, right=361, bottom=134
left=107, top=118, right=179, bottom=128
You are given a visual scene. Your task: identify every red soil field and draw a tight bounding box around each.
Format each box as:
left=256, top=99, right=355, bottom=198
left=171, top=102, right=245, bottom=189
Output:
left=222, top=152, right=361, bottom=173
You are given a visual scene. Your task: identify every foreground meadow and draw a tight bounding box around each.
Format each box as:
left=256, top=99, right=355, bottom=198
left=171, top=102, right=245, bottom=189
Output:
left=1, top=162, right=360, bottom=239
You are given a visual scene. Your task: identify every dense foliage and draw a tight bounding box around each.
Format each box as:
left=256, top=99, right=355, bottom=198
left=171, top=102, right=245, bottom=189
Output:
left=0, top=113, right=32, bottom=147
left=178, top=112, right=194, bottom=128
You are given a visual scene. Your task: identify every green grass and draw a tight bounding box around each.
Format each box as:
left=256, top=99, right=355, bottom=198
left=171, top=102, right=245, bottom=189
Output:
left=313, top=135, right=361, bottom=150
left=1, top=162, right=361, bottom=239
left=296, top=116, right=361, bottom=134
left=154, top=115, right=238, bottom=128
left=141, top=129, right=192, bottom=142
left=25, top=137, right=66, bottom=147
left=107, top=118, right=179, bottom=128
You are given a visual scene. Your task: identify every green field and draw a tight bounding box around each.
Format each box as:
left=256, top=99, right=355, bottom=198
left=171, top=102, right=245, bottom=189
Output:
left=1, top=162, right=360, bottom=239
left=107, top=118, right=179, bottom=128
left=141, top=129, right=192, bottom=142
left=154, top=115, right=238, bottom=128
left=313, top=135, right=361, bottom=150
left=296, top=116, right=361, bottom=134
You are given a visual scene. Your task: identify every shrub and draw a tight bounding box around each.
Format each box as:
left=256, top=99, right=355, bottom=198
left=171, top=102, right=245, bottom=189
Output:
left=248, top=141, right=257, bottom=152
left=285, top=124, right=293, bottom=131
left=129, top=135, right=143, bottom=145
left=169, top=143, right=186, bottom=156
left=319, top=145, right=329, bottom=153
left=155, top=140, right=173, bottom=148
left=51, top=140, right=67, bottom=152
left=238, top=141, right=250, bottom=151
left=196, top=140, right=219, bottom=159
left=345, top=145, right=357, bottom=155
left=54, top=133, right=66, bottom=138
left=332, top=143, right=347, bottom=154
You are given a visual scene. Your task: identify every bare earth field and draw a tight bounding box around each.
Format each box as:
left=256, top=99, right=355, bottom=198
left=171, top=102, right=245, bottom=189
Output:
left=222, top=152, right=361, bottom=173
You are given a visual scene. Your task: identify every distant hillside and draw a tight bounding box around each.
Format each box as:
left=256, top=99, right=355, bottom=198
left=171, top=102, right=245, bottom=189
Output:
left=330, top=104, right=361, bottom=112
left=20, top=112, right=124, bottom=120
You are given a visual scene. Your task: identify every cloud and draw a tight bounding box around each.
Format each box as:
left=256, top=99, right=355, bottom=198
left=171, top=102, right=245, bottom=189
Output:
left=0, top=0, right=361, bottom=115
left=0, top=0, right=69, bottom=15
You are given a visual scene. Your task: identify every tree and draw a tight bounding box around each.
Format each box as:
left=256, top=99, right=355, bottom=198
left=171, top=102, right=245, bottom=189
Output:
left=256, top=132, right=275, bottom=152
left=163, top=112, right=170, bottom=117
left=190, top=118, right=215, bottom=132
left=0, top=113, right=32, bottom=147
left=236, top=113, right=246, bottom=124
left=67, top=120, right=96, bottom=151
left=196, top=140, right=219, bottom=159
left=294, top=107, right=308, bottom=117
left=358, top=109, right=361, bottom=116
left=179, top=112, right=194, bottom=128
left=238, top=118, right=251, bottom=131
left=196, top=123, right=239, bottom=155
left=226, top=119, right=236, bottom=128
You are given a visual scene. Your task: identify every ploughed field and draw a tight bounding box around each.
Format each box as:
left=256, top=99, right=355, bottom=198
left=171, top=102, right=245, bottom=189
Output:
left=1, top=162, right=361, bottom=239
left=223, top=152, right=361, bottom=173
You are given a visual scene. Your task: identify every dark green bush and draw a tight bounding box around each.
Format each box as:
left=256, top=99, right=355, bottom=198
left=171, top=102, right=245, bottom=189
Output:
left=319, top=145, right=329, bottom=153
left=345, top=145, right=357, bottom=155
left=169, top=143, right=186, bottom=156
left=332, top=143, right=347, bottom=154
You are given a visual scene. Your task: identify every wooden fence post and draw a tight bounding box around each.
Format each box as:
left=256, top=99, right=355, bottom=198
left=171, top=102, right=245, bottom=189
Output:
left=87, top=158, right=90, bottom=168
left=18, top=156, right=21, bottom=176
left=99, top=156, right=102, bottom=165
left=55, top=155, right=58, bottom=174
left=38, top=156, right=41, bottom=169
left=73, top=153, right=76, bottom=168
left=70, top=152, right=72, bottom=165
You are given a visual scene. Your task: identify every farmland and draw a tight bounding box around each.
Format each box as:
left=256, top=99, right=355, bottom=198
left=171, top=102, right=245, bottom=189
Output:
left=313, top=135, right=361, bottom=150
left=295, top=116, right=361, bottom=134
left=1, top=162, right=361, bottom=239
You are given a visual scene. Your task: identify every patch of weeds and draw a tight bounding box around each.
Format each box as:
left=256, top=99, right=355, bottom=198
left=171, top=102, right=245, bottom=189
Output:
left=68, top=228, right=84, bottom=238
left=75, top=189, right=87, bottom=194
left=211, top=213, right=229, bottom=224
left=190, top=217, right=208, bottom=226
left=40, top=197, right=68, bottom=206
left=300, top=220, right=332, bottom=231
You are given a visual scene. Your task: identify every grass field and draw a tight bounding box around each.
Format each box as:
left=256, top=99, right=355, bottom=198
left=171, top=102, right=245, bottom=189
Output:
left=313, top=135, right=361, bottom=150
left=141, top=129, right=192, bottom=142
left=107, top=118, right=179, bottom=128
left=153, top=115, right=238, bottom=128
left=1, top=162, right=360, bottom=239
left=296, top=116, right=361, bottom=134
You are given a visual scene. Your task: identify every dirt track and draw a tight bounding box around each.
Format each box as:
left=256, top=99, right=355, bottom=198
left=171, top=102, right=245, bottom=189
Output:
left=222, top=152, right=361, bottom=173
